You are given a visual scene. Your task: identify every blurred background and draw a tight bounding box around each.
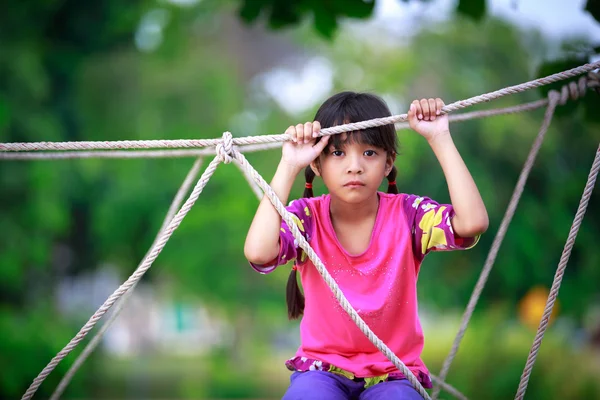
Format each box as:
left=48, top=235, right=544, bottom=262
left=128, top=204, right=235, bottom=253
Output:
left=1, top=0, right=600, bottom=399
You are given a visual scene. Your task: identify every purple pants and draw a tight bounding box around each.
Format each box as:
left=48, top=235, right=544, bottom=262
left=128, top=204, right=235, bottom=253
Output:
left=282, top=371, right=425, bottom=400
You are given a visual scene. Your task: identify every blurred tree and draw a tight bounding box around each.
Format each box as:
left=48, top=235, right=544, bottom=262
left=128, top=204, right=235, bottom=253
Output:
left=1, top=0, right=600, bottom=399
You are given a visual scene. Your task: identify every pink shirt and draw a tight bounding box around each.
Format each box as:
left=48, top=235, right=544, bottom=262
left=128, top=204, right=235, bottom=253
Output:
left=250, top=192, right=478, bottom=387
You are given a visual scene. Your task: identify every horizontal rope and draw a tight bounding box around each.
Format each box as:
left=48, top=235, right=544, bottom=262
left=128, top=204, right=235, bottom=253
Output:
left=0, top=142, right=282, bottom=160
left=2, top=61, right=598, bottom=153
left=0, top=99, right=550, bottom=161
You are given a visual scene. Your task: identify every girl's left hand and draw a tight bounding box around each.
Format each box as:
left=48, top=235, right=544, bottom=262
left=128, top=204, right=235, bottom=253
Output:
left=408, top=98, right=450, bottom=142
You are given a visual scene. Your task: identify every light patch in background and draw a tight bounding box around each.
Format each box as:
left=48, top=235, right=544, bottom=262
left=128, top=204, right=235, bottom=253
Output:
left=165, top=0, right=201, bottom=6
left=229, top=111, right=261, bottom=137
left=490, top=0, right=600, bottom=41
left=258, top=57, right=334, bottom=116
left=135, top=9, right=171, bottom=52
left=373, top=0, right=600, bottom=42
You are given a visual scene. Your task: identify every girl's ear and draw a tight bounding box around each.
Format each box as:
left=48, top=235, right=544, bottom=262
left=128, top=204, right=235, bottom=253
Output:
left=385, top=153, right=396, bottom=176
left=310, top=159, right=322, bottom=177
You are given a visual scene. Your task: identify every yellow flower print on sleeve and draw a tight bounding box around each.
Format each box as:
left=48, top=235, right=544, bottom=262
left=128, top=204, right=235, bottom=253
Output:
left=304, top=206, right=311, bottom=217
left=419, top=205, right=448, bottom=254
left=290, top=214, right=305, bottom=233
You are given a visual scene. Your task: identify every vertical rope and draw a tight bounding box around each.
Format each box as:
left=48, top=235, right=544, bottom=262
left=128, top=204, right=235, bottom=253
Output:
left=49, top=158, right=204, bottom=400
left=432, top=93, right=560, bottom=399
left=22, top=156, right=222, bottom=400
left=514, top=142, right=600, bottom=400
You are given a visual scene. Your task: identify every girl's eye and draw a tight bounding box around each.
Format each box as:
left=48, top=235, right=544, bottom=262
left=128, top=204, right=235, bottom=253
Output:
left=364, top=150, right=376, bottom=156
left=332, top=150, right=344, bottom=157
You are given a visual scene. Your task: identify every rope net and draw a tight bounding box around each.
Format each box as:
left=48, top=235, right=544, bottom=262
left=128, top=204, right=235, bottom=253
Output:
left=1, top=61, right=598, bottom=400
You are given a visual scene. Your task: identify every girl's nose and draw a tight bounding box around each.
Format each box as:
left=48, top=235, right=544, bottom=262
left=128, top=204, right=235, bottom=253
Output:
left=346, top=155, right=363, bottom=174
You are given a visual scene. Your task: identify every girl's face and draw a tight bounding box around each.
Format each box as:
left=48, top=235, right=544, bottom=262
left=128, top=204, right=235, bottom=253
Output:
left=311, top=133, right=394, bottom=204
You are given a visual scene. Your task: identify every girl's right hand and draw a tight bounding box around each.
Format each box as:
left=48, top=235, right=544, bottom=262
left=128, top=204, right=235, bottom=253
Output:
left=281, top=121, right=330, bottom=170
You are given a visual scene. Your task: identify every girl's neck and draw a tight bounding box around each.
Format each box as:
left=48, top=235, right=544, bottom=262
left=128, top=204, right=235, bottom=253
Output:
left=329, top=192, right=380, bottom=223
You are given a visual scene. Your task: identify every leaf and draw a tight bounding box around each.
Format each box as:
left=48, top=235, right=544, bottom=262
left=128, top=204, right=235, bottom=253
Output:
left=585, top=0, right=600, bottom=24
left=313, top=6, right=338, bottom=39
left=456, top=0, right=487, bottom=21
left=267, top=0, right=301, bottom=29
left=339, top=0, right=376, bottom=19
left=238, top=0, right=268, bottom=23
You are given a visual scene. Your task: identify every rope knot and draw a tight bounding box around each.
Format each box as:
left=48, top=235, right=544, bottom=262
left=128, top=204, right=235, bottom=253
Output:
left=216, top=131, right=234, bottom=163
left=587, top=71, right=600, bottom=95
left=552, top=75, right=594, bottom=106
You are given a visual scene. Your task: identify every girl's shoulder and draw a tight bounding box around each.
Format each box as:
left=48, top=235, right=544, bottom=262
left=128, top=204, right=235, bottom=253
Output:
left=286, top=194, right=328, bottom=216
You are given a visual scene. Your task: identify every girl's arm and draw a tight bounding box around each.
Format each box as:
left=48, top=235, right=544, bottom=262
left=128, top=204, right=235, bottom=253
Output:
left=244, top=161, right=301, bottom=265
left=408, top=98, right=489, bottom=237
left=244, top=122, right=330, bottom=265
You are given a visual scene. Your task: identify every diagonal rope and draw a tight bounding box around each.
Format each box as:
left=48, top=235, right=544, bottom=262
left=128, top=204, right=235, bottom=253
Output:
left=22, top=155, right=223, bottom=400
left=241, top=155, right=468, bottom=400
left=2, top=62, right=598, bottom=153
left=431, top=92, right=560, bottom=399
left=49, top=158, right=205, bottom=400
left=514, top=142, right=600, bottom=400
left=231, top=149, right=432, bottom=399
left=432, top=75, right=594, bottom=399
left=18, top=68, right=599, bottom=399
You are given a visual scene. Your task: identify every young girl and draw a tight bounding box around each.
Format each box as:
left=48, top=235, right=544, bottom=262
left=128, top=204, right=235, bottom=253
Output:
left=244, top=92, right=488, bottom=399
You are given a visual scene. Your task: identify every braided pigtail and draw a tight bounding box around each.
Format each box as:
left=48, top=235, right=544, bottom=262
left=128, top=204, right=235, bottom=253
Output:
left=303, top=166, right=315, bottom=198
left=387, top=165, right=398, bottom=194
left=285, top=166, right=315, bottom=319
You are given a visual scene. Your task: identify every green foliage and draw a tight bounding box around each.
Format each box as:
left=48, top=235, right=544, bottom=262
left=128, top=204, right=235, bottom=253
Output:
left=456, top=0, right=487, bottom=21
left=2, top=1, right=600, bottom=399
left=238, top=0, right=375, bottom=38
left=586, top=0, right=600, bottom=23
left=423, top=308, right=600, bottom=399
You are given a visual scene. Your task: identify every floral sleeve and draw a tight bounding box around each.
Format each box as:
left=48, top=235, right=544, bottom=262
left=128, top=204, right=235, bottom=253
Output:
left=248, top=198, right=314, bottom=274
left=403, top=194, right=479, bottom=261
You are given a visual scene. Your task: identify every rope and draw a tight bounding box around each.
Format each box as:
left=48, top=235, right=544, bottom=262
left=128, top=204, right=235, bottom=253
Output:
left=230, top=149, right=431, bottom=399
left=241, top=158, right=468, bottom=400
left=21, top=155, right=224, bottom=400
left=1, top=100, right=550, bottom=161
left=432, top=75, right=594, bottom=398
left=431, top=91, right=566, bottom=399
left=514, top=142, right=600, bottom=399
left=2, top=62, right=598, bottom=153
left=49, top=158, right=204, bottom=400
left=0, top=143, right=283, bottom=160
left=17, top=65, right=599, bottom=399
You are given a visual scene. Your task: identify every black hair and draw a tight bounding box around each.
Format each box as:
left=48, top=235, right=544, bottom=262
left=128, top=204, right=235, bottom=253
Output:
left=286, top=91, right=399, bottom=320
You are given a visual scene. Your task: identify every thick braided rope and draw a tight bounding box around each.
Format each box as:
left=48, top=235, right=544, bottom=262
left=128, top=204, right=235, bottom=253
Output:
left=432, top=75, right=594, bottom=399
left=431, top=92, right=561, bottom=400
left=236, top=162, right=263, bottom=199
left=241, top=162, right=467, bottom=400
left=49, top=158, right=204, bottom=400
left=22, top=155, right=223, bottom=400
left=231, top=149, right=431, bottom=399
left=0, top=100, right=554, bottom=161
left=515, top=142, right=600, bottom=400
left=2, top=61, right=598, bottom=153
left=0, top=143, right=283, bottom=160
